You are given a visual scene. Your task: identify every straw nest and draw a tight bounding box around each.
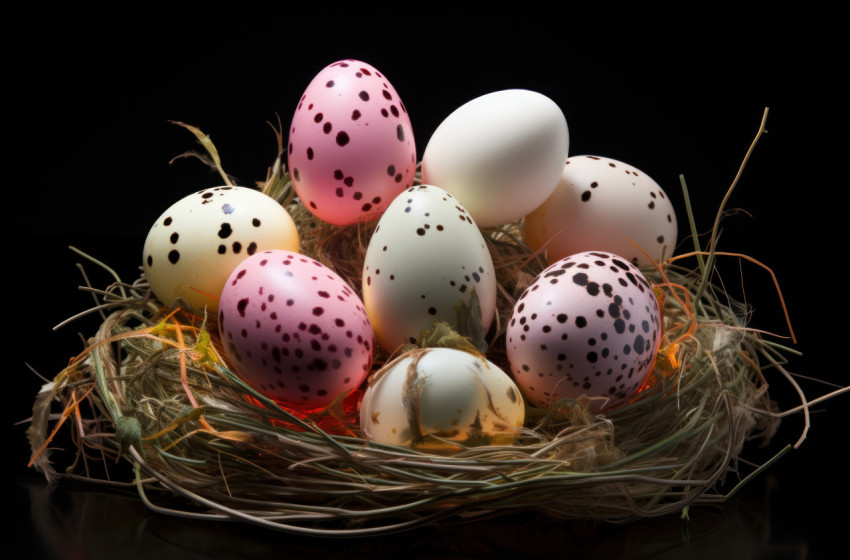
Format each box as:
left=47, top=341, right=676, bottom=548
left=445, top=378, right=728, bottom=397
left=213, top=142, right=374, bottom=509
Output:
left=26, top=111, right=838, bottom=537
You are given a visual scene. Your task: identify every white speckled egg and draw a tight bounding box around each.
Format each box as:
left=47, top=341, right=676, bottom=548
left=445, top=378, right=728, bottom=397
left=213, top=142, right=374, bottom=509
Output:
left=359, top=347, right=525, bottom=451
left=287, top=59, right=416, bottom=226
left=143, top=186, right=300, bottom=314
left=218, top=250, right=374, bottom=411
left=362, top=185, right=497, bottom=353
left=506, top=251, right=661, bottom=410
left=421, top=89, right=569, bottom=228
left=524, top=155, right=678, bottom=266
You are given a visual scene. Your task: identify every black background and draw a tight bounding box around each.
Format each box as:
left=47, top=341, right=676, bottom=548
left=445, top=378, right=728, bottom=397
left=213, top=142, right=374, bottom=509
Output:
left=5, top=3, right=847, bottom=558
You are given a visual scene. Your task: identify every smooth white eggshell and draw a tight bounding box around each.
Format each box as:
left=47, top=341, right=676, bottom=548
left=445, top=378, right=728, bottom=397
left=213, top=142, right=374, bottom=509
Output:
left=421, top=89, right=569, bottom=228
left=359, top=347, right=525, bottom=450
left=362, top=185, right=497, bottom=353
left=143, top=186, right=300, bottom=313
left=524, top=155, right=678, bottom=266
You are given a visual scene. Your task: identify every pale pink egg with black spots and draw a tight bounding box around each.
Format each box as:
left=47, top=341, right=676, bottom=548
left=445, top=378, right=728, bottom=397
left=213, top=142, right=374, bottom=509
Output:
left=506, top=251, right=661, bottom=410
left=218, top=250, right=374, bottom=410
left=524, top=155, right=677, bottom=267
left=287, top=59, right=416, bottom=226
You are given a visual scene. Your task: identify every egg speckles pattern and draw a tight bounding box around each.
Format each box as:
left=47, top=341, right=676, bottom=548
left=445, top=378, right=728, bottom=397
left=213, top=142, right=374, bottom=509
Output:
left=506, top=251, right=661, bottom=409
left=524, top=155, right=677, bottom=267
left=288, top=60, right=416, bottom=226
left=218, top=250, right=373, bottom=410
left=362, top=185, right=497, bottom=353
left=143, top=186, right=300, bottom=313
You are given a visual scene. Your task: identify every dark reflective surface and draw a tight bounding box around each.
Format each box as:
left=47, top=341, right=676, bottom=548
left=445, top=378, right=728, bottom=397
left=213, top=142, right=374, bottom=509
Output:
left=12, top=468, right=829, bottom=560
left=7, top=4, right=846, bottom=559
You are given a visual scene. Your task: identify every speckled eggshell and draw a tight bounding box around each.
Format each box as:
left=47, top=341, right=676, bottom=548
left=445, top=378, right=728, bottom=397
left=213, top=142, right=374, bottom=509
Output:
left=420, top=89, right=569, bottom=228
left=287, top=59, right=416, bottom=226
left=506, top=251, right=661, bottom=410
left=143, top=186, right=300, bottom=314
left=362, top=185, right=497, bottom=353
left=524, top=155, right=678, bottom=267
left=218, top=250, right=374, bottom=410
left=359, top=347, right=525, bottom=451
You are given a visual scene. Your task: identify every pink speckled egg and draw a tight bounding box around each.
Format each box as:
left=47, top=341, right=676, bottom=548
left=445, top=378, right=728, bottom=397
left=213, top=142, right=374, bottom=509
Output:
left=506, top=251, right=661, bottom=410
left=218, top=250, right=374, bottom=410
left=287, top=59, right=416, bottom=226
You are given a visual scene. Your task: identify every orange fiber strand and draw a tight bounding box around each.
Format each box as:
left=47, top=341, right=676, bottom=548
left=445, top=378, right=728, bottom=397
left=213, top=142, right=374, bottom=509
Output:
left=28, top=384, right=96, bottom=467
left=170, top=314, right=216, bottom=433
left=669, top=251, right=796, bottom=344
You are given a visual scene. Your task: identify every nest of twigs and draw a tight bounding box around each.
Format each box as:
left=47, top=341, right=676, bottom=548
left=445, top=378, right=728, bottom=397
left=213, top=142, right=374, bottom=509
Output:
left=25, top=110, right=836, bottom=537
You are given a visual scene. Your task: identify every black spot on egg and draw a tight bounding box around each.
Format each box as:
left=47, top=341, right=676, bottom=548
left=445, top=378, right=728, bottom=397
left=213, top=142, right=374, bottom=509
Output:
left=218, top=223, right=233, bottom=239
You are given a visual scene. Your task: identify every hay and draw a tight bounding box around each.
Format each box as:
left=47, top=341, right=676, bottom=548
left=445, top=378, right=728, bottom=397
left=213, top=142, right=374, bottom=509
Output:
left=25, top=110, right=845, bottom=537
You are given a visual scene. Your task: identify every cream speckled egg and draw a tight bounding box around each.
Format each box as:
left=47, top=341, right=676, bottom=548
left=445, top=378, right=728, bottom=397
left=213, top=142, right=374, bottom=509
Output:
left=143, top=186, right=300, bottom=313
left=421, top=89, right=569, bottom=228
left=362, top=185, right=497, bottom=353
left=359, top=347, right=525, bottom=451
left=524, top=155, right=677, bottom=267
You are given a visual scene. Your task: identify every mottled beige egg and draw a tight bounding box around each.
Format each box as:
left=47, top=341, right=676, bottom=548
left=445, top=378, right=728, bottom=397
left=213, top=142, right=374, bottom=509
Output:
left=359, top=347, right=525, bottom=452
left=524, top=155, right=677, bottom=267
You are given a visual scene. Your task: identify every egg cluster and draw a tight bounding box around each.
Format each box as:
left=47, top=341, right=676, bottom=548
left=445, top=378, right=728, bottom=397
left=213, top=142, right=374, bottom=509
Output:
left=140, top=58, right=677, bottom=449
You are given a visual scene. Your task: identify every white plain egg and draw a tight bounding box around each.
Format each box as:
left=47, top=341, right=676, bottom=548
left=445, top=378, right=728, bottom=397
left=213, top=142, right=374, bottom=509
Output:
left=421, top=89, right=569, bottom=228
left=359, top=347, right=525, bottom=451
